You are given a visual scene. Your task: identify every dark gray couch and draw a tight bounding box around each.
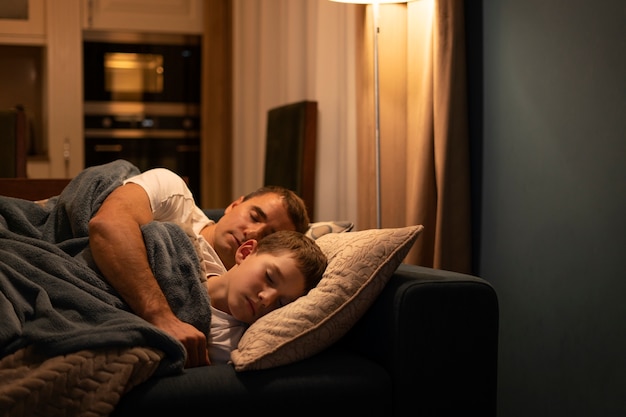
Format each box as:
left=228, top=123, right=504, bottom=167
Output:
left=112, top=263, right=499, bottom=417
left=0, top=181, right=499, bottom=417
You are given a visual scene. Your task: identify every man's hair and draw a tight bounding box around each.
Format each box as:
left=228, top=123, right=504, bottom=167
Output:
left=242, top=186, right=310, bottom=234
left=256, top=230, right=327, bottom=294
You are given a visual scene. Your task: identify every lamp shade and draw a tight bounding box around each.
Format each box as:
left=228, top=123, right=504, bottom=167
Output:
left=330, top=0, right=411, bottom=4
left=329, top=1, right=409, bottom=3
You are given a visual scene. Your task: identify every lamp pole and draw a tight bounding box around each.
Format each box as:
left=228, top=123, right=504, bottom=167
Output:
left=330, top=0, right=410, bottom=228
left=372, top=2, right=382, bottom=228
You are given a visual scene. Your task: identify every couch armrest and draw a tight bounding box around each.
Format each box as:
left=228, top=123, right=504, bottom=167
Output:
left=341, top=264, right=499, bottom=417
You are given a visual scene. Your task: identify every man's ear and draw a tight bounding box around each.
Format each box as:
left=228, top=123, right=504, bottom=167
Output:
left=224, top=196, right=245, bottom=214
left=234, top=239, right=258, bottom=264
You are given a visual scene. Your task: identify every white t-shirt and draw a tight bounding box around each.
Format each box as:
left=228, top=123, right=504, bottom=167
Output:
left=124, top=168, right=246, bottom=364
left=124, top=168, right=225, bottom=278
left=208, top=306, right=248, bottom=364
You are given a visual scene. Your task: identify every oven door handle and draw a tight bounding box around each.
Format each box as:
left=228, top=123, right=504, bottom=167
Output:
left=176, top=145, right=199, bottom=152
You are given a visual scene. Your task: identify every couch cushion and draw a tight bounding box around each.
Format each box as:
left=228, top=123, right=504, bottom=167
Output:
left=112, top=347, right=392, bottom=416
left=230, top=225, right=424, bottom=371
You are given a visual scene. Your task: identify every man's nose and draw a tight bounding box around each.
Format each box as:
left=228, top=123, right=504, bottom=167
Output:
left=247, top=223, right=268, bottom=240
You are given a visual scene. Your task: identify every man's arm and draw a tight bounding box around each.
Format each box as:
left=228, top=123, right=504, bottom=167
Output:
left=88, top=183, right=210, bottom=367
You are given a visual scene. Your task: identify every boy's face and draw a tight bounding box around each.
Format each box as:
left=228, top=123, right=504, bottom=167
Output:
left=212, top=193, right=296, bottom=270
left=225, top=251, right=306, bottom=325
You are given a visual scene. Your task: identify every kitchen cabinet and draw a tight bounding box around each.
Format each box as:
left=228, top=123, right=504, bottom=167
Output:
left=0, top=0, right=82, bottom=178
left=82, top=0, right=203, bottom=34
left=0, top=0, right=45, bottom=45
left=1, top=0, right=206, bottom=179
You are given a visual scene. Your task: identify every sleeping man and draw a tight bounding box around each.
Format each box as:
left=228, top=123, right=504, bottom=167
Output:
left=88, top=161, right=325, bottom=367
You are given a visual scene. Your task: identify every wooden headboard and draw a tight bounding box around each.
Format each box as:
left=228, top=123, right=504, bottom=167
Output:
left=0, top=178, right=72, bottom=201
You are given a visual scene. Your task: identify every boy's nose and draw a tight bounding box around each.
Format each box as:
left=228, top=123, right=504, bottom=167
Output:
left=259, top=288, right=278, bottom=309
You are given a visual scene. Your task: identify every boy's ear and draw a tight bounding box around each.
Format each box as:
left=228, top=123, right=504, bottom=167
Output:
left=234, top=239, right=258, bottom=264
left=224, top=196, right=245, bottom=214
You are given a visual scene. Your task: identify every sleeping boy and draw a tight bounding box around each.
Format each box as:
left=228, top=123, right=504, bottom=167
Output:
left=202, top=229, right=326, bottom=365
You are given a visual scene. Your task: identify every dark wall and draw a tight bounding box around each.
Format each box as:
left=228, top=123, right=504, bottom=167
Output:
left=466, top=0, right=626, bottom=416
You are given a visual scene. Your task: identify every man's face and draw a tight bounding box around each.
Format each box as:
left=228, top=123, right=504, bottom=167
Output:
left=224, top=251, right=306, bottom=324
left=212, top=193, right=296, bottom=269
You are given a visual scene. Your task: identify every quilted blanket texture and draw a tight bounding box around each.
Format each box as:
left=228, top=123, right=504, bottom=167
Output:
left=0, top=160, right=212, bottom=416
left=0, top=346, right=163, bottom=417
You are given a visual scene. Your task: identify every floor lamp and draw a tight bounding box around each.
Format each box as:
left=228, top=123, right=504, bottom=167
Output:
left=330, top=0, right=409, bottom=228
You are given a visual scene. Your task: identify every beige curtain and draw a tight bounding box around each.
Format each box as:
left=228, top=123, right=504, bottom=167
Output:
left=356, top=0, right=471, bottom=273
left=230, top=0, right=359, bottom=223
left=214, top=0, right=470, bottom=272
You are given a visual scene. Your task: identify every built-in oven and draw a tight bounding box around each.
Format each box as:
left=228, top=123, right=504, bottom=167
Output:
left=84, top=102, right=201, bottom=199
left=83, top=31, right=202, bottom=200
left=83, top=31, right=201, bottom=103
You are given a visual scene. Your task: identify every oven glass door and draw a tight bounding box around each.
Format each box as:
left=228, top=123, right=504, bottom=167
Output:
left=83, top=41, right=201, bottom=103
left=104, top=52, right=164, bottom=101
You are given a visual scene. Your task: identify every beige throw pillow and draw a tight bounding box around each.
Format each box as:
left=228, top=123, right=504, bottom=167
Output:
left=230, top=225, right=424, bottom=371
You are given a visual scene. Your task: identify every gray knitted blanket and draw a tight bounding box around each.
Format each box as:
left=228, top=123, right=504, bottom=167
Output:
left=0, top=160, right=211, bottom=376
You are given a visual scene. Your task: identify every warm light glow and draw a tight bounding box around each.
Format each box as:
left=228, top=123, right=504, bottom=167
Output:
left=329, top=0, right=409, bottom=3
left=329, top=0, right=415, bottom=228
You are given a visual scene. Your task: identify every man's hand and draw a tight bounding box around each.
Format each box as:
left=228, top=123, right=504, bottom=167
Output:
left=154, top=315, right=210, bottom=368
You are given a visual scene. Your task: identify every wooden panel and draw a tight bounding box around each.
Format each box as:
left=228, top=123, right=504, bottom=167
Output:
left=0, top=178, right=71, bottom=201
left=0, top=176, right=188, bottom=202
left=82, top=0, right=203, bottom=34
left=201, top=0, right=232, bottom=208
left=264, top=101, right=317, bottom=220
left=0, top=108, right=27, bottom=178
left=45, top=0, right=83, bottom=178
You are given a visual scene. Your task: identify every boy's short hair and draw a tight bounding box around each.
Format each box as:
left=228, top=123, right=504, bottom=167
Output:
left=243, top=186, right=310, bottom=234
left=256, top=230, right=327, bottom=294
